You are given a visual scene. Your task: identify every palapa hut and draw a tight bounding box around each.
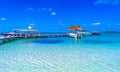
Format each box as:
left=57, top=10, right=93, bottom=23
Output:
left=68, top=25, right=82, bottom=31
left=67, top=25, right=83, bottom=38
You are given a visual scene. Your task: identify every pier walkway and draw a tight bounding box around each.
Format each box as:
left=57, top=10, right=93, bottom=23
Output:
left=0, top=33, right=68, bottom=44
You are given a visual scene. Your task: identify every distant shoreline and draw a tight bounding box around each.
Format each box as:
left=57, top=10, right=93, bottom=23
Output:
left=103, top=31, right=120, bottom=34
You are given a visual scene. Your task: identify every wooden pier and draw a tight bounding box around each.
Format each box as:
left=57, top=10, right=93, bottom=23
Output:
left=0, top=24, right=82, bottom=45
left=0, top=33, right=69, bottom=44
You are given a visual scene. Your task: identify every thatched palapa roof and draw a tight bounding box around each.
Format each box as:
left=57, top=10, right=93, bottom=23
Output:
left=68, top=26, right=82, bottom=31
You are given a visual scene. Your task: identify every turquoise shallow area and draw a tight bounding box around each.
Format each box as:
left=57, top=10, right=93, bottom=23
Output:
left=0, top=34, right=120, bottom=72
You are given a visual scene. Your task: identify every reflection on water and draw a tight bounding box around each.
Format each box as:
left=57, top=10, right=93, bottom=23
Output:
left=33, top=39, right=64, bottom=44
left=0, top=40, right=2, bottom=44
left=25, top=39, right=64, bottom=44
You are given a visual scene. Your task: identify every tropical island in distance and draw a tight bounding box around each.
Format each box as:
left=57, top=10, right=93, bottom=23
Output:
left=103, top=31, right=120, bottom=33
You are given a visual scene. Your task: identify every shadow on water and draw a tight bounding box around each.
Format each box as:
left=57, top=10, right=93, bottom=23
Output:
left=26, top=39, right=64, bottom=44
left=0, top=40, right=3, bottom=45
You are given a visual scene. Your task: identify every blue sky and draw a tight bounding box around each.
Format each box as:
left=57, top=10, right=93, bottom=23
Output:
left=0, top=0, right=120, bottom=32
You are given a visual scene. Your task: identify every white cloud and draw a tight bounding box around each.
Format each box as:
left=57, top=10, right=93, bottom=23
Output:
left=94, top=0, right=120, bottom=5
left=41, top=8, right=47, bottom=11
left=92, top=22, right=101, bottom=25
left=25, top=7, right=57, bottom=16
left=107, top=24, right=111, bottom=26
left=83, top=24, right=87, bottom=26
left=38, top=8, right=54, bottom=11
left=58, top=21, right=62, bottom=24
left=26, top=8, right=35, bottom=11
left=48, top=8, right=53, bottom=12
left=0, top=17, right=7, bottom=21
left=25, top=7, right=55, bottom=11
left=117, top=24, right=120, bottom=26
left=58, top=21, right=64, bottom=26
left=36, top=8, right=47, bottom=11
left=51, top=12, right=56, bottom=16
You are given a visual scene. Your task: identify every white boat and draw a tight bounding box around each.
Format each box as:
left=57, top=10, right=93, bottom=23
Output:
left=0, top=36, right=5, bottom=40
left=68, top=33, right=82, bottom=38
left=0, top=36, right=4, bottom=39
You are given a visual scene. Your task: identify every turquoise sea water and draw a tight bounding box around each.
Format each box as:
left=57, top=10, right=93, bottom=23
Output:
left=0, top=33, right=120, bottom=72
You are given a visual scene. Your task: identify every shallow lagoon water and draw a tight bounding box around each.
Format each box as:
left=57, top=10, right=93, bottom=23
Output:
left=0, top=34, right=120, bottom=72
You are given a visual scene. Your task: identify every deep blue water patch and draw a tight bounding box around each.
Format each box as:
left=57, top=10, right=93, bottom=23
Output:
left=29, top=39, right=64, bottom=44
left=0, top=40, right=2, bottom=44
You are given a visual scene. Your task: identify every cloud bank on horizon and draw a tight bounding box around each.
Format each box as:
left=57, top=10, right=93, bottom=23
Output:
left=94, top=0, right=120, bottom=5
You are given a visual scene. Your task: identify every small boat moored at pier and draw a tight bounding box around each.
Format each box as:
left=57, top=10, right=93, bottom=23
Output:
left=91, top=31, right=101, bottom=35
